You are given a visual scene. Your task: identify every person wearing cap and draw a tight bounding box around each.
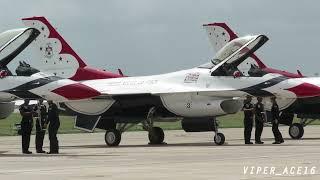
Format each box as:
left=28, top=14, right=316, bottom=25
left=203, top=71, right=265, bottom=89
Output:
left=242, top=95, right=254, bottom=144
left=270, top=97, right=284, bottom=144
left=254, top=97, right=265, bottom=144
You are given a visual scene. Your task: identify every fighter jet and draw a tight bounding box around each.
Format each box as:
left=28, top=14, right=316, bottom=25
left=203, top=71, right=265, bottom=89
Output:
left=74, top=34, right=320, bottom=146
left=26, top=29, right=317, bottom=146
left=0, top=27, right=101, bottom=118
left=203, top=23, right=320, bottom=140
left=22, top=17, right=320, bottom=146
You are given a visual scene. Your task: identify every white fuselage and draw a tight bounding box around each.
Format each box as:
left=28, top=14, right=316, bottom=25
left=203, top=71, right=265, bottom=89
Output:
left=73, top=67, right=316, bottom=117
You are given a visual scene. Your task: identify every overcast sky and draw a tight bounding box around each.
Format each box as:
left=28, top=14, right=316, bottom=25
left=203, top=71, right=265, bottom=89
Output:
left=1, top=0, right=319, bottom=76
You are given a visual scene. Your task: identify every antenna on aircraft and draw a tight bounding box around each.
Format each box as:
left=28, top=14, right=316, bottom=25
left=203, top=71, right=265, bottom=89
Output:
left=297, top=70, right=303, bottom=77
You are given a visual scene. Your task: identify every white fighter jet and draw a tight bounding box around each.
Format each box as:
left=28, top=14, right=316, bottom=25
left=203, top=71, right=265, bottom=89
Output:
left=22, top=17, right=320, bottom=146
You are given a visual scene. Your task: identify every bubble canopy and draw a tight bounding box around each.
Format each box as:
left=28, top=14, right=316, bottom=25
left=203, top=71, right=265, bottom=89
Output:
left=198, top=35, right=268, bottom=69
left=0, top=28, right=40, bottom=67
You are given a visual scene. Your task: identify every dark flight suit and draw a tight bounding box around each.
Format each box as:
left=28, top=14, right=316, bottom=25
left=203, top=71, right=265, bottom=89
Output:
left=34, top=104, right=47, bottom=152
left=254, top=102, right=265, bottom=143
left=243, top=101, right=254, bottom=144
left=19, top=104, right=33, bottom=153
left=47, top=103, right=60, bottom=153
left=271, top=102, right=284, bottom=143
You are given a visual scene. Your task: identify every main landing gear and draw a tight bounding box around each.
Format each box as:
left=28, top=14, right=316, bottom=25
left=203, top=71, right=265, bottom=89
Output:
left=289, top=123, right=304, bottom=139
left=105, top=129, right=121, bottom=146
left=143, top=107, right=165, bottom=144
left=104, top=122, right=136, bottom=146
left=148, top=127, right=165, bottom=144
left=213, top=118, right=225, bottom=145
left=104, top=107, right=165, bottom=146
left=288, top=118, right=316, bottom=139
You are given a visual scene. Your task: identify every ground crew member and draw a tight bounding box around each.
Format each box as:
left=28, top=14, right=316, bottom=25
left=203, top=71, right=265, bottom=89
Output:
left=19, top=99, right=33, bottom=154
left=34, top=100, right=47, bottom=153
left=242, top=95, right=254, bottom=144
left=270, top=97, right=284, bottom=144
left=46, top=100, right=60, bottom=154
left=255, top=97, right=265, bottom=144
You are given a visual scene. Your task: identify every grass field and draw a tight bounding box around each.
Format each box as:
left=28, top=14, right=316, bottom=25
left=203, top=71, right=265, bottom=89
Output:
left=1, top=113, right=320, bottom=136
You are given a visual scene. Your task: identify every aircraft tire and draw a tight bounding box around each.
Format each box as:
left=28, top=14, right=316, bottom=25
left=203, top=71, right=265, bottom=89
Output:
left=289, top=123, right=304, bottom=139
left=214, top=133, right=225, bottom=145
left=148, top=127, right=164, bottom=144
left=105, top=129, right=121, bottom=146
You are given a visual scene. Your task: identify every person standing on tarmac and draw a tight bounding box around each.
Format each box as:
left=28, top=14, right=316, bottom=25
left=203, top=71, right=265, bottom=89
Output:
left=19, top=99, right=33, bottom=154
left=254, top=97, right=265, bottom=144
left=45, top=100, right=60, bottom=154
left=34, top=100, right=47, bottom=153
left=242, top=95, right=254, bottom=144
left=270, top=97, right=284, bottom=144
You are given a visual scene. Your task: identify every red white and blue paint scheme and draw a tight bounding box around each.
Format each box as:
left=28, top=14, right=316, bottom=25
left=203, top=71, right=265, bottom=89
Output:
left=0, top=27, right=101, bottom=118
left=22, top=17, right=124, bottom=81
left=22, top=17, right=320, bottom=146
left=203, top=23, right=317, bottom=139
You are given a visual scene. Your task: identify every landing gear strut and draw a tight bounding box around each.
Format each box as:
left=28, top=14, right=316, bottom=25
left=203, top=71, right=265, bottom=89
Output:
left=213, top=118, right=225, bottom=145
left=143, top=107, right=165, bottom=145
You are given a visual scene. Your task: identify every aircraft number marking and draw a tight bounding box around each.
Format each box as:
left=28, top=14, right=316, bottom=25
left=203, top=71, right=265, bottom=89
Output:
left=186, top=102, right=192, bottom=109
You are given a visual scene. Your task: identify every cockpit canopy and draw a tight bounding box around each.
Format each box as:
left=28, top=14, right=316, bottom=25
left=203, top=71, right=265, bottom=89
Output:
left=199, top=34, right=268, bottom=77
left=0, top=28, right=39, bottom=66
left=0, top=28, right=40, bottom=76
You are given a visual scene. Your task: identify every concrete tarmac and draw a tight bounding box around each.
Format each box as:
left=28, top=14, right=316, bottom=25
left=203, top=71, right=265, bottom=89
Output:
left=0, top=126, right=320, bottom=180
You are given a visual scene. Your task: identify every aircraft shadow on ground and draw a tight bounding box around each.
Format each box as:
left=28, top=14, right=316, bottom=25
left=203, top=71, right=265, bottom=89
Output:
left=1, top=138, right=318, bottom=157
left=0, top=150, right=118, bottom=157
left=223, top=137, right=320, bottom=141
left=262, top=137, right=320, bottom=141
left=59, top=140, right=319, bottom=149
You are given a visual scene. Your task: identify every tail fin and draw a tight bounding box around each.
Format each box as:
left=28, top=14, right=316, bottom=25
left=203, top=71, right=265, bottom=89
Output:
left=203, top=23, right=266, bottom=69
left=22, top=16, right=123, bottom=80
left=203, top=23, right=237, bottom=52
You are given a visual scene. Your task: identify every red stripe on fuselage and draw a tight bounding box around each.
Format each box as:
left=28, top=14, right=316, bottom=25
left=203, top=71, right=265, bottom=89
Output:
left=286, top=83, right=320, bottom=97
left=52, top=83, right=101, bottom=100
left=70, top=67, right=123, bottom=81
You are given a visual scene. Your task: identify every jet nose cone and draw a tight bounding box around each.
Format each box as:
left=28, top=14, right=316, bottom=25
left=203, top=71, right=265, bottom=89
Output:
left=52, top=83, right=101, bottom=100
